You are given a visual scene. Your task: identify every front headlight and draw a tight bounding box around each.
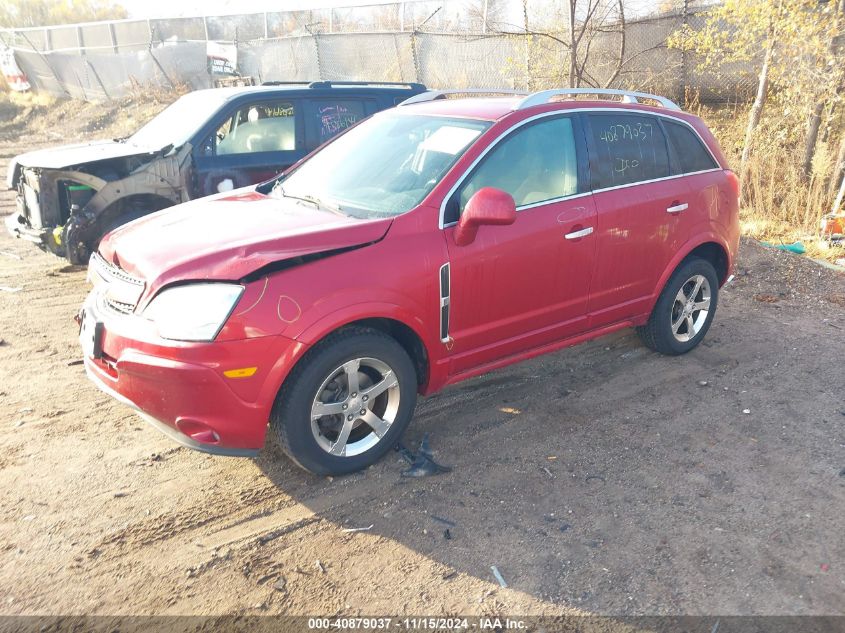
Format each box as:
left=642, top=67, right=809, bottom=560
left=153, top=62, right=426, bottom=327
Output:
left=143, top=283, right=244, bottom=342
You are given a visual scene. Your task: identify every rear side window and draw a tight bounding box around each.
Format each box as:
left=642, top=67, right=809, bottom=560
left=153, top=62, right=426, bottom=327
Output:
left=306, top=100, right=367, bottom=148
left=588, top=114, right=670, bottom=189
left=448, top=116, right=579, bottom=223
left=663, top=120, right=719, bottom=173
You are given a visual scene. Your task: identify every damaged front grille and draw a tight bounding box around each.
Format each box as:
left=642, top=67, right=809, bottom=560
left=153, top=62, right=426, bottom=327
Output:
left=103, top=296, right=136, bottom=315
left=88, top=252, right=145, bottom=315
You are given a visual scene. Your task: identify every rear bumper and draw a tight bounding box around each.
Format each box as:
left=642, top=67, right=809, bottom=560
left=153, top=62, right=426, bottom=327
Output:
left=81, top=294, right=307, bottom=455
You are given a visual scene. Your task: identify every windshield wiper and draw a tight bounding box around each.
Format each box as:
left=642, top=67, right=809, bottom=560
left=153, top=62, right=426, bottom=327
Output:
left=277, top=186, right=343, bottom=215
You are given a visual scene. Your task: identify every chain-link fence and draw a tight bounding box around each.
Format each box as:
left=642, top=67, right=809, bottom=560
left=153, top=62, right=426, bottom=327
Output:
left=0, top=2, right=757, bottom=104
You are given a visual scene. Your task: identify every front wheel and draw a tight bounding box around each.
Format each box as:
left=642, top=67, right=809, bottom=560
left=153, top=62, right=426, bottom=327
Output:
left=270, top=327, right=417, bottom=475
left=636, top=257, right=719, bottom=355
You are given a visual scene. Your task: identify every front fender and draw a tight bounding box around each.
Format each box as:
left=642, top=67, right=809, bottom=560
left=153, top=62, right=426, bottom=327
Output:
left=219, top=283, right=445, bottom=393
left=296, top=301, right=445, bottom=394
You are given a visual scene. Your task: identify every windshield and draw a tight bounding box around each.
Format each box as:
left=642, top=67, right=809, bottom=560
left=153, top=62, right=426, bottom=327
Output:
left=274, top=112, right=490, bottom=218
left=128, top=91, right=228, bottom=149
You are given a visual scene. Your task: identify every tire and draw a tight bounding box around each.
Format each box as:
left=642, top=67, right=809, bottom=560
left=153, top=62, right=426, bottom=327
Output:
left=270, top=327, right=418, bottom=476
left=98, top=200, right=164, bottom=241
left=636, top=257, right=719, bottom=356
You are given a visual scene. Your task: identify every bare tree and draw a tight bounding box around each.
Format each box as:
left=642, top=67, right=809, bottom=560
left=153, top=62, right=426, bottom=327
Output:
left=800, top=0, right=845, bottom=179
left=740, top=21, right=775, bottom=180
left=483, top=0, right=645, bottom=90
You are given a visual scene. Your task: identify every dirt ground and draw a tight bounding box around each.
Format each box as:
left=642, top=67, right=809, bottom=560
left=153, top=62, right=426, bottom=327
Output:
left=0, top=105, right=844, bottom=619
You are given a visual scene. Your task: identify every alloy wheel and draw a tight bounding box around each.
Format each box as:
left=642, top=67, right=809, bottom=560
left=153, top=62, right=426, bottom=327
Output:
left=670, top=274, right=711, bottom=343
left=310, top=357, right=401, bottom=457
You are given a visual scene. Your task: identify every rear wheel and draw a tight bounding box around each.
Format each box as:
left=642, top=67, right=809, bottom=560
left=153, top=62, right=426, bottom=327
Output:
left=270, top=327, right=417, bottom=475
left=637, top=257, right=719, bottom=355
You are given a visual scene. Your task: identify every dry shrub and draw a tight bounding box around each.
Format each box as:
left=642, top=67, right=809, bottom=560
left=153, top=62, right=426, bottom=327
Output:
left=699, top=101, right=844, bottom=262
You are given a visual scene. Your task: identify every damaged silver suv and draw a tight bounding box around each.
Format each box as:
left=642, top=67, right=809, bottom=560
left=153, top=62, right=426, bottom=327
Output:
left=5, top=81, right=424, bottom=264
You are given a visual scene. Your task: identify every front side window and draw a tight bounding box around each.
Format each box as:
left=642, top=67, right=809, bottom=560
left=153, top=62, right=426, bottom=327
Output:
left=448, top=116, right=579, bottom=223
left=212, top=101, right=297, bottom=156
left=588, top=114, right=670, bottom=189
left=273, top=112, right=490, bottom=219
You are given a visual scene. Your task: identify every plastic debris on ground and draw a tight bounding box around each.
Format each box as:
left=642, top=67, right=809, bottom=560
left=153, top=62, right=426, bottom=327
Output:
left=760, top=241, right=806, bottom=254
left=396, top=434, right=452, bottom=477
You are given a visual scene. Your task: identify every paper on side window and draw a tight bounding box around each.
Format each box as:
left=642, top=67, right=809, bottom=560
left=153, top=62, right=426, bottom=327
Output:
left=419, top=127, right=482, bottom=155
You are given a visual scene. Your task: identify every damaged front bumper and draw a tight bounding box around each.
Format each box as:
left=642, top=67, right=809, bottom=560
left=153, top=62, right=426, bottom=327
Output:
left=79, top=286, right=304, bottom=456
left=4, top=210, right=64, bottom=254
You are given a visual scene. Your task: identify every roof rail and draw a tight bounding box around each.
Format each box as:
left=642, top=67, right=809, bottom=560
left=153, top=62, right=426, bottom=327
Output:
left=517, top=88, right=681, bottom=111
left=260, top=81, right=426, bottom=90
left=307, top=81, right=426, bottom=90
left=399, top=89, right=528, bottom=106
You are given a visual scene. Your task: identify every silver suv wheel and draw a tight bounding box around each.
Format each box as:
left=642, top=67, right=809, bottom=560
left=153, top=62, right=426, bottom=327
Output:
left=310, top=357, right=401, bottom=457
left=670, top=274, right=711, bottom=343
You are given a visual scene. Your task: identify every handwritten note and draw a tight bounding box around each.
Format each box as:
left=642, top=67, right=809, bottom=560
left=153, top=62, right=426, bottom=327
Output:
left=589, top=115, right=669, bottom=187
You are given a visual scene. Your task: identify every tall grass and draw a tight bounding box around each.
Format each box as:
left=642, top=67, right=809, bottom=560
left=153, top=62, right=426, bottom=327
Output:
left=695, top=99, right=844, bottom=261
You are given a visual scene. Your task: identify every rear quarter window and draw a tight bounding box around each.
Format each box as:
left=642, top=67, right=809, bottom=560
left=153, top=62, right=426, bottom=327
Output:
left=587, top=114, right=671, bottom=189
left=663, top=120, right=719, bottom=173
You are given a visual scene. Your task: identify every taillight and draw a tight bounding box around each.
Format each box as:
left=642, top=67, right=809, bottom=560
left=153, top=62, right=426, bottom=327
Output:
left=725, top=170, right=741, bottom=205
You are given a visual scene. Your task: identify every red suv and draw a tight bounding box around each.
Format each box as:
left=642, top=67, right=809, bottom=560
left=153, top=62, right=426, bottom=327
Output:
left=79, top=89, right=740, bottom=475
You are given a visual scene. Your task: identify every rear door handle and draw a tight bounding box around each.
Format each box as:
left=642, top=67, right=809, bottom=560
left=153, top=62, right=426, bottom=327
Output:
left=667, top=202, right=689, bottom=214
left=564, top=226, right=594, bottom=240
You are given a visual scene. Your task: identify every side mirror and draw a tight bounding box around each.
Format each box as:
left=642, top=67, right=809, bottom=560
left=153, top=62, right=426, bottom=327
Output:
left=454, top=187, right=517, bottom=247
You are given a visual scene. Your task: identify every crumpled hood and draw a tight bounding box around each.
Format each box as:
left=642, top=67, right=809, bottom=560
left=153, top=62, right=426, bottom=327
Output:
left=98, top=188, right=393, bottom=300
left=14, top=139, right=161, bottom=170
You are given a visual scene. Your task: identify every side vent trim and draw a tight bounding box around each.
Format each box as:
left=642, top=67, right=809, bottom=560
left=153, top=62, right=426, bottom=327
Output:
left=439, top=263, right=450, bottom=343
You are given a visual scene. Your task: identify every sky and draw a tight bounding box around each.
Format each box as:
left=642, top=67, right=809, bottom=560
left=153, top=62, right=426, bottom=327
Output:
left=119, top=0, right=430, bottom=18
left=118, top=0, right=665, bottom=20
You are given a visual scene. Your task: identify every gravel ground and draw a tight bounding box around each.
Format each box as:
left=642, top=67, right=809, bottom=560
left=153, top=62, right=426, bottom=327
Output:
left=0, top=114, right=843, bottom=618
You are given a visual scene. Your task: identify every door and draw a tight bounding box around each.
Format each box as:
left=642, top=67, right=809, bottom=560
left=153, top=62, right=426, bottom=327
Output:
left=443, top=114, right=597, bottom=375
left=662, top=117, right=724, bottom=242
left=189, top=98, right=303, bottom=198
left=584, top=112, right=689, bottom=327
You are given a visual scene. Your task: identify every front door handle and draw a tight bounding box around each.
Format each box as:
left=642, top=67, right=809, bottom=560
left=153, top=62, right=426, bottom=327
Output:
left=667, top=202, right=689, bottom=214
left=564, top=226, right=594, bottom=240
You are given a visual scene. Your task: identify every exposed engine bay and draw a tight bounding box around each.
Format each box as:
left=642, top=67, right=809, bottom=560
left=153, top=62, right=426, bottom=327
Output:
left=5, top=143, right=190, bottom=264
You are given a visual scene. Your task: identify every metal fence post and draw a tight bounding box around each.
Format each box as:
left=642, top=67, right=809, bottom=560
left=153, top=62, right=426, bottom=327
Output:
left=86, top=58, right=109, bottom=100
left=410, top=29, right=421, bottom=84
left=108, top=22, right=118, bottom=54
left=76, top=25, right=85, bottom=56
left=148, top=25, right=175, bottom=88
left=312, top=31, right=323, bottom=79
